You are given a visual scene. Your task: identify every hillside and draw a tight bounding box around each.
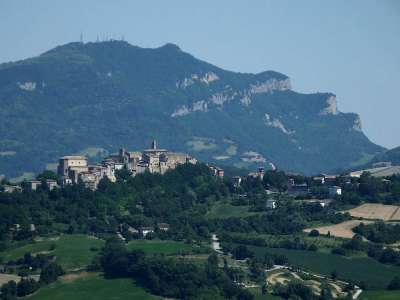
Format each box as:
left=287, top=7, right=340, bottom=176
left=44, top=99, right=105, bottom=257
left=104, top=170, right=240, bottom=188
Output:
left=0, top=41, right=384, bottom=177
left=370, top=146, right=400, bottom=166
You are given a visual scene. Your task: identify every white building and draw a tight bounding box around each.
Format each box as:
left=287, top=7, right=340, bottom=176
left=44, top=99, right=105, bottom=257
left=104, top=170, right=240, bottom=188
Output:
left=329, top=186, right=342, bottom=197
left=266, top=199, right=277, bottom=209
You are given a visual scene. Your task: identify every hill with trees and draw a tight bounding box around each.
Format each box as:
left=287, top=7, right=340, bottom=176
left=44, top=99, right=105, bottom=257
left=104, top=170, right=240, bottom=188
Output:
left=0, top=40, right=383, bottom=178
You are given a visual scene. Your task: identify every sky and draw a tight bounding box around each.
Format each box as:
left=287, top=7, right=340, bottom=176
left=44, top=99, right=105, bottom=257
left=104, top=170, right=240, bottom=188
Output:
left=0, top=0, right=399, bottom=149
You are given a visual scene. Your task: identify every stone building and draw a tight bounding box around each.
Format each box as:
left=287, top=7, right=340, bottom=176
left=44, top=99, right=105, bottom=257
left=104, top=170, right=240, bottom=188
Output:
left=104, top=140, right=197, bottom=176
left=56, top=140, right=196, bottom=190
left=57, top=156, right=88, bottom=177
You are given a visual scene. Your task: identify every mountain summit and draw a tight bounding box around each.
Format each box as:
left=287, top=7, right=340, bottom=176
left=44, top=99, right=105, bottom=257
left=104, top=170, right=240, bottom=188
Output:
left=0, top=41, right=383, bottom=177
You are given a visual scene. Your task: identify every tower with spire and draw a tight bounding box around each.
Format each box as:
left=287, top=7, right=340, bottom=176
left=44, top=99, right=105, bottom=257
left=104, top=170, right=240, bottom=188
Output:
left=151, top=139, right=157, bottom=150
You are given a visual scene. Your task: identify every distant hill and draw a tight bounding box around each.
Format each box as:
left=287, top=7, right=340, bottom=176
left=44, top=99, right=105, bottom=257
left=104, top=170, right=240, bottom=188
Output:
left=0, top=41, right=384, bottom=177
left=368, top=146, right=400, bottom=166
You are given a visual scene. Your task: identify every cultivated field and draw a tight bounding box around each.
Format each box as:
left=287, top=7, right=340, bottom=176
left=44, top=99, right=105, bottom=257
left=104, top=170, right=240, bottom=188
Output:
left=0, top=234, right=104, bottom=270
left=206, top=201, right=262, bottom=219
left=27, top=273, right=160, bottom=300
left=304, top=220, right=373, bottom=239
left=249, top=246, right=400, bottom=289
left=360, top=290, right=400, bottom=300
left=345, top=203, right=400, bottom=221
left=0, top=274, right=20, bottom=286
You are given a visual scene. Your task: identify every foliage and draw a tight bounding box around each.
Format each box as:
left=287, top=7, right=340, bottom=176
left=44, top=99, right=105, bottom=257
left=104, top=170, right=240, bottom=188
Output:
left=354, top=222, right=400, bottom=244
left=40, top=262, right=64, bottom=284
left=0, top=41, right=382, bottom=178
left=387, top=276, right=400, bottom=290
left=100, top=238, right=253, bottom=299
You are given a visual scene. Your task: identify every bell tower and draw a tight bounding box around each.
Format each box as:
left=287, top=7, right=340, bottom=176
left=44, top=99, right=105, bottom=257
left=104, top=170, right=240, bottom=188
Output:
left=151, top=139, right=157, bottom=150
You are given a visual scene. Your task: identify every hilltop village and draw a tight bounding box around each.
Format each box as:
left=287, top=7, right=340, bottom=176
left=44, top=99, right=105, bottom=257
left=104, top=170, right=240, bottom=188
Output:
left=2, top=141, right=198, bottom=191
left=56, top=140, right=198, bottom=190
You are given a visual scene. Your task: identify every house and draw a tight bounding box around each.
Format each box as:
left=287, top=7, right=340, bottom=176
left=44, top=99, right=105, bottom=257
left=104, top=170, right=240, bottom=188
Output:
left=329, top=186, right=342, bottom=197
left=248, top=167, right=265, bottom=180
left=2, top=185, right=22, bottom=193
left=157, top=223, right=170, bottom=231
left=288, top=183, right=309, bottom=196
left=28, top=180, right=41, bottom=191
left=232, top=176, right=242, bottom=188
left=58, top=156, right=88, bottom=178
left=303, top=199, right=332, bottom=207
left=312, top=176, right=325, bottom=185
left=46, top=179, right=58, bottom=190
left=323, top=175, right=337, bottom=186
left=127, top=226, right=139, bottom=234
left=139, top=226, right=154, bottom=237
left=266, top=199, right=277, bottom=209
left=116, top=232, right=126, bottom=241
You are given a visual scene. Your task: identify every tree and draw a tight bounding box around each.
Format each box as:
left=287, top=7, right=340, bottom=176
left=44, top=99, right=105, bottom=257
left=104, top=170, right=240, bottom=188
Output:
left=16, top=278, right=39, bottom=297
left=231, top=245, right=253, bottom=260
left=261, top=283, right=268, bottom=295
left=40, top=263, right=64, bottom=284
left=388, top=276, right=400, bottom=290
left=36, top=170, right=58, bottom=181
left=263, top=170, right=288, bottom=192
left=0, top=280, right=17, bottom=300
left=331, top=270, right=338, bottom=280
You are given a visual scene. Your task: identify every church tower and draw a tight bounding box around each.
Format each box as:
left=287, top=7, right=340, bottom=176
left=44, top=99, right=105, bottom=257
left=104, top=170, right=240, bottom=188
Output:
left=151, top=139, right=157, bottom=150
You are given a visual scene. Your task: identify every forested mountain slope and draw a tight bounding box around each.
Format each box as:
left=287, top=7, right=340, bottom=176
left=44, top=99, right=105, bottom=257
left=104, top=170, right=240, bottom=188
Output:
left=0, top=41, right=383, bottom=177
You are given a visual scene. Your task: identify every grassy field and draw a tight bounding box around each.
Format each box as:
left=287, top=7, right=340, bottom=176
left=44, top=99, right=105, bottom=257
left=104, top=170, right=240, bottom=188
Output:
left=249, top=246, right=400, bottom=289
left=247, top=287, right=284, bottom=299
left=26, top=273, right=160, bottom=300
left=0, top=234, right=104, bottom=270
left=360, top=290, right=400, bottom=300
left=126, top=239, right=199, bottom=255
left=0, top=236, right=208, bottom=271
left=206, top=201, right=261, bottom=219
left=254, top=294, right=284, bottom=300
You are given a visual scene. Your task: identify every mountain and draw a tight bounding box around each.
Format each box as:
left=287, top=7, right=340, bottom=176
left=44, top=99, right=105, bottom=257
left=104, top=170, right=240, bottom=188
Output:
left=0, top=41, right=384, bottom=178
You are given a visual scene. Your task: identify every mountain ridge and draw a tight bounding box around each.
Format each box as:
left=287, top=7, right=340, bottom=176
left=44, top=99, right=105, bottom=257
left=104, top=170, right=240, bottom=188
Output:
left=0, top=41, right=384, bottom=177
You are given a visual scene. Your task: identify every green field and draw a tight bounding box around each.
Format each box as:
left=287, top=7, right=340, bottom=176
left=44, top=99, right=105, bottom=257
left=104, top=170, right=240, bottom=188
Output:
left=0, top=236, right=208, bottom=271
left=25, top=273, right=160, bottom=300
left=248, top=287, right=284, bottom=300
left=206, top=201, right=261, bottom=219
left=254, top=294, right=284, bottom=300
left=249, top=246, right=400, bottom=289
left=0, top=235, right=104, bottom=270
left=126, top=239, right=199, bottom=255
left=360, top=290, right=400, bottom=300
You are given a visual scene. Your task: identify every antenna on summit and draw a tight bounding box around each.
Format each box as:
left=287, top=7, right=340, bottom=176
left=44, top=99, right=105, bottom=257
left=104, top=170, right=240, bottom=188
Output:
left=80, top=32, right=83, bottom=43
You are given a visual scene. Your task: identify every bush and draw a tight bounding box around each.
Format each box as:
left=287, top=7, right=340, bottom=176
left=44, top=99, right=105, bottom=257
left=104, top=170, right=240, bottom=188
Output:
left=331, top=247, right=346, bottom=256
left=308, top=244, right=318, bottom=252
left=232, top=245, right=254, bottom=260
left=387, top=276, right=400, bottom=290
left=17, top=278, right=39, bottom=297
left=308, top=229, right=320, bottom=237
left=40, top=263, right=64, bottom=284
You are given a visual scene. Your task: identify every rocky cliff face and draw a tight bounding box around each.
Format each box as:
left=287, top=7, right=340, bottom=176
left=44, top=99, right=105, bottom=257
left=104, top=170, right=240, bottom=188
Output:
left=0, top=41, right=384, bottom=178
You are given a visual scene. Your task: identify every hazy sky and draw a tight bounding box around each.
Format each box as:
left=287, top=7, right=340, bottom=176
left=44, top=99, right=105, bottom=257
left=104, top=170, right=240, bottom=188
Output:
left=1, top=0, right=399, bottom=148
